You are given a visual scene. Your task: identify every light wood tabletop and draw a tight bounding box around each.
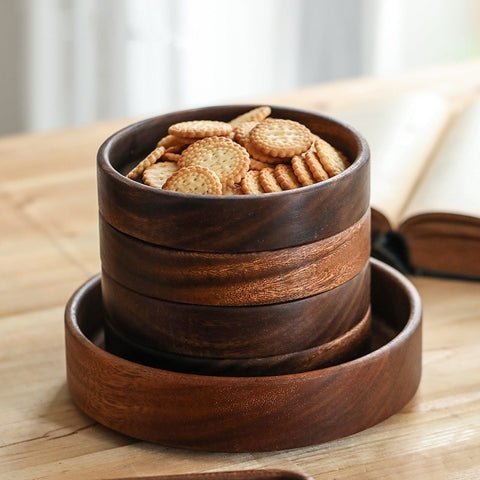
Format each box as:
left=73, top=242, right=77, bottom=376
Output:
left=1, top=59, right=480, bottom=480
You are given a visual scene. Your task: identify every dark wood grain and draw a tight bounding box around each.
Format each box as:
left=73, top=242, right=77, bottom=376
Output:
left=104, top=306, right=371, bottom=376
left=65, top=258, right=422, bottom=452
left=99, top=211, right=370, bottom=306
left=97, top=105, right=370, bottom=253
left=101, top=264, right=370, bottom=358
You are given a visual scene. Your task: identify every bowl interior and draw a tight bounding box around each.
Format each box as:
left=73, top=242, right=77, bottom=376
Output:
left=105, top=104, right=366, bottom=181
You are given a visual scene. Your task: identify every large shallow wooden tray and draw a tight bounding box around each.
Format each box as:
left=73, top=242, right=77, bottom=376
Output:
left=65, top=258, right=422, bottom=452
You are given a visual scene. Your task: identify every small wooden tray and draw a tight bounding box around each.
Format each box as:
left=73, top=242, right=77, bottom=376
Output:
left=65, top=258, right=422, bottom=452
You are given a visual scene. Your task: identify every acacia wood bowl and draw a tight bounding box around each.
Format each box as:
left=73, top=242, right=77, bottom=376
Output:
left=65, top=258, right=422, bottom=452
left=101, top=264, right=370, bottom=358
left=104, top=306, right=371, bottom=376
left=100, top=211, right=369, bottom=306
left=97, top=104, right=370, bottom=253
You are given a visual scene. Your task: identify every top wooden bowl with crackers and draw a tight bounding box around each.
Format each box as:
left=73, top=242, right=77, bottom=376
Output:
left=97, top=105, right=370, bottom=253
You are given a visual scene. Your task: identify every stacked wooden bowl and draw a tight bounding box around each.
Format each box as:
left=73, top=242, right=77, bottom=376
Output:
left=97, top=105, right=371, bottom=376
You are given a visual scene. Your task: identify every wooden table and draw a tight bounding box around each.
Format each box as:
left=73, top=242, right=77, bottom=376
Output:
left=2, top=59, right=480, bottom=480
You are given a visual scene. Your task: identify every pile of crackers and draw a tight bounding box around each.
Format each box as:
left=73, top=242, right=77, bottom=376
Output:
left=126, top=106, right=350, bottom=195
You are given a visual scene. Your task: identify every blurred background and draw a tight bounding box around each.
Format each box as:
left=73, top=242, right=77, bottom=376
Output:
left=1, top=0, right=479, bottom=137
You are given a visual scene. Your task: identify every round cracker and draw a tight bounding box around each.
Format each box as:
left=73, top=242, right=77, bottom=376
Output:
left=126, top=146, right=165, bottom=180
left=291, top=155, right=316, bottom=186
left=241, top=170, right=266, bottom=195
left=304, top=149, right=329, bottom=182
left=314, top=137, right=350, bottom=177
left=168, top=120, right=233, bottom=139
left=156, top=134, right=196, bottom=149
left=163, top=165, right=222, bottom=195
left=180, top=136, right=250, bottom=186
left=249, top=118, right=313, bottom=158
left=244, top=138, right=289, bottom=165
left=233, top=121, right=258, bottom=147
left=259, top=167, right=283, bottom=193
left=229, top=106, right=271, bottom=128
left=274, top=163, right=302, bottom=190
left=142, top=161, right=179, bottom=188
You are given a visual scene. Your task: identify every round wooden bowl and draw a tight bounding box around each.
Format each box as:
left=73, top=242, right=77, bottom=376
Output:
left=97, top=105, right=370, bottom=253
left=65, top=258, right=422, bottom=452
left=104, top=306, right=371, bottom=376
left=101, top=264, right=370, bottom=358
left=100, top=210, right=370, bottom=306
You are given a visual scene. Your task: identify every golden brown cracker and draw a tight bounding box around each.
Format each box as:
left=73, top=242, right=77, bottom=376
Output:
left=229, top=106, right=271, bottom=128
left=142, top=161, right=179, bottom=188
left=259, top=167, right=283, bottom=193
left=244, top=138, right=289, bottom=165
left=126, top=146, right=165, bottom=180
left=168, top=120, right=233, bottom=139
left=249, top=118, right=313, bottom=158
left=156, top=134, right=196, bottom=150
left=314, top=137, right=350, bottom=177
left=241, top=170, right=266, bottom=195
left=291, top=155, right=316, bottom=186
left=304, top=149, right=329, bottom=182
left=274, top=163, right=302, bottom=190
left=233, top=121, right=258, bottom=147
left=180, top=136, right=250, bottom=186
left=163, top=165, right=222, bottom=195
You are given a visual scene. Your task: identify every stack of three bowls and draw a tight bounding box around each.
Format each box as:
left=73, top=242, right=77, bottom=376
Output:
left=97, top=105, right=371, bottom=376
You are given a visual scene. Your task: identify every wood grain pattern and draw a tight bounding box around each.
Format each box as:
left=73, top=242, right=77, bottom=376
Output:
left=65, top=259, right=421, bottom=452
left=99, top=211, right=370, bottom=306
left=97, top=105, right=370, bottom=253
left=101, top=264, right=370, bottom=358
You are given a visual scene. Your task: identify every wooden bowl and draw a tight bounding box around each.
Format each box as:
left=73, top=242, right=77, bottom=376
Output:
left=99, top=210, right=369, bottom=306
left=101, top=264, right=370, bottom=358
left=97, top=105, right=370, bottom=253
left=65, top=258, right=422, bottom=452
left=104, top=306, right=371, bottom=376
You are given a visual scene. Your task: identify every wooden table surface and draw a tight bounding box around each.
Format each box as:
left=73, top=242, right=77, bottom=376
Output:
left=1, top=59, right=480, bottom=480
